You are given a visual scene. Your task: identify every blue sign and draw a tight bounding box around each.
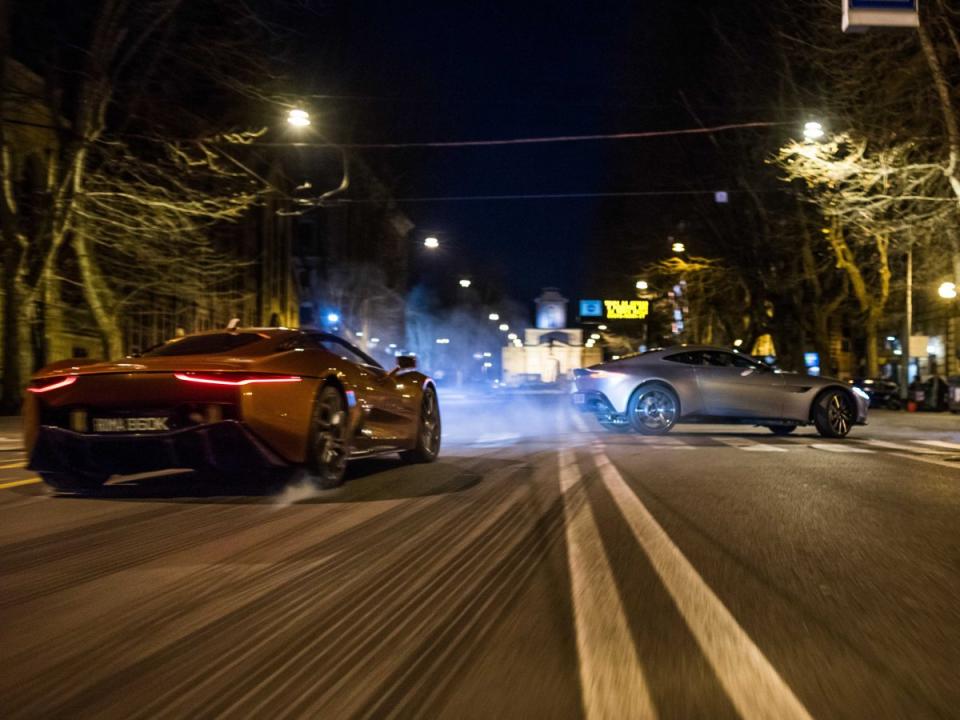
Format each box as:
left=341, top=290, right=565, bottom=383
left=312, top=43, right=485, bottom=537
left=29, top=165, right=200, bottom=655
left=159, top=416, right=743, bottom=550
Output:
left=849, top=0, right=915, bottom=7
left=579, top=299, right=603, bottom=318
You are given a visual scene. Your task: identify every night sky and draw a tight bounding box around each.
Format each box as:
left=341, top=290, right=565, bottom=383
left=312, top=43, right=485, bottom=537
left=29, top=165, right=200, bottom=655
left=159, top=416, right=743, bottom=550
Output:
left=305, top=1, right=724, bottom=304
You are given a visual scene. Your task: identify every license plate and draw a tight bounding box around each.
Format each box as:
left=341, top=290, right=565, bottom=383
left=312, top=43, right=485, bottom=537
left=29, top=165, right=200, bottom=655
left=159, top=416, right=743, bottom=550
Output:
left=92, top=417, right=171, bottom=433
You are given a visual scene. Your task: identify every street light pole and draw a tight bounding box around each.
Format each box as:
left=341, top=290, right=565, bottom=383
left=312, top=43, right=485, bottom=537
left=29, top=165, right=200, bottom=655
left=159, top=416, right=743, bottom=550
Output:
left=901, top=245, right=912, bottom=402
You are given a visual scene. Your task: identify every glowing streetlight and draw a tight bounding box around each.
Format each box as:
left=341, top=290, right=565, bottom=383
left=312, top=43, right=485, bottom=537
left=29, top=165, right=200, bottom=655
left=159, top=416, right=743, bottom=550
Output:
left=435, top=338, right=451, bottom=344
left=370, top=337, right=380, bottom=344
left=939, top=281, right=957, bottom=299
left=671, top=242, right=686, bottom=253
left=733, top=338, right=744, bottom=348
left=498, top=323, right=509, bottom=332
left=598, top=324, right=608, bottom=331
left=424, top=236, right=440, bottom=249
left=507, top=332, right=518, bottom=340
left=459, top=278, right=472, bottom=288
left=636, top=280, right=649, bottom=290
left=287, top=108, right=311, bottom=128
left=590, top=333, right=601, bottom=340
left=326, top=312, right=339, bottom=324
left=803, top=121, right=825, bottom=141
left=488, top=313, right=500, bottom=321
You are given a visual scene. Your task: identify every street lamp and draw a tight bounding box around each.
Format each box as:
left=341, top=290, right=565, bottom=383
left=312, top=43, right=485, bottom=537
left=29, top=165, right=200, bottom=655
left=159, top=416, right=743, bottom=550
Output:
left=671, top=242, right=686, bottom=253
left=326, top=312, right=340, bottom=324
left=287, top=108, right=311, bottom=128
left=459, top=278, right=472, bottom=288
left=424, top=236, right=440, bottom=249
left=488, top=313, right=500, bottom=322
left=938, top=281, right=957, bottom=299
left=598, top=324, right=608, bottom=331
left=590, top=333, right=601, bottom=340
left=803, top=121, right=825, bottom=141
left=636, top=280, right=649, bottom=290
left=498, top=323, right=509, bottom=332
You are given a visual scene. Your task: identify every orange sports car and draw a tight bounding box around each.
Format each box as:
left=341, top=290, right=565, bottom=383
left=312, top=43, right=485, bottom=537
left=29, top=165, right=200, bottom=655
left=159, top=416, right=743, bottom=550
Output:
left=23, top=328, right=441, bottom=492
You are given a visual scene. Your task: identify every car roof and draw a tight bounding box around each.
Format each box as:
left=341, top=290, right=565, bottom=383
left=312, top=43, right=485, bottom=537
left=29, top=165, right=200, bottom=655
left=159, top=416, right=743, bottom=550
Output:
left=652, top=345, right=746, bottom=356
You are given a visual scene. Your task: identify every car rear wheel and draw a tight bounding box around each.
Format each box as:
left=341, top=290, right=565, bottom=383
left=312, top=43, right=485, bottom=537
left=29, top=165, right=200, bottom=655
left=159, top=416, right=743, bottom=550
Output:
left=766, top=424, right=796, bottom=436
left=628, top=385, right=679, bottom=435
left=41, top=472, right=109, bottom=494
left=305, top=386, right=350, bottom=488
left=401, top=386, right=441, bottom=463
left=814, top=390, right=854, bottom=438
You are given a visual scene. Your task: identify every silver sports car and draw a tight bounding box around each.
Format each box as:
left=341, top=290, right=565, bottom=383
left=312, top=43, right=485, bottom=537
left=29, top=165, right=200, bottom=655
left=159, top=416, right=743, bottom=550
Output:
left=572, top=345, right=868, bottom=438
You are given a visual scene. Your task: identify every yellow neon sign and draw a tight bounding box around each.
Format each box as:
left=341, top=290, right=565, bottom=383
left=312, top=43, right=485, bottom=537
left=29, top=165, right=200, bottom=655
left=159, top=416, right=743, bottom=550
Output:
left=604, top=300, right=649, bottom=320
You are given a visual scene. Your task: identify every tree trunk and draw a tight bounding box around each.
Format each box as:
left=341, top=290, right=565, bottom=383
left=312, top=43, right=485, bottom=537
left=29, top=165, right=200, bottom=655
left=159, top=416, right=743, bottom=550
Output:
left=1, top=270, right=31, bottom=410
left=864, top=313, right=880, bottom=379
left=812, top=312, right=834, bottom=378
left=74, top=233, right=123, bottom=359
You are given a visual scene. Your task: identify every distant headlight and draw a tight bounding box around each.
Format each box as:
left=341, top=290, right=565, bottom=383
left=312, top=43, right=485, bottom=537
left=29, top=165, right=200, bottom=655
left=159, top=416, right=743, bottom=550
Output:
left=852, top=387, right=870, bottom=401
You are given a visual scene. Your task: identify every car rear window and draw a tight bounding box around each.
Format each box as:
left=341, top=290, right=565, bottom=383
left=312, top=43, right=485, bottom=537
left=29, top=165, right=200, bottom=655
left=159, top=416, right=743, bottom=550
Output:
left=143, top=333, right=265, bottom=357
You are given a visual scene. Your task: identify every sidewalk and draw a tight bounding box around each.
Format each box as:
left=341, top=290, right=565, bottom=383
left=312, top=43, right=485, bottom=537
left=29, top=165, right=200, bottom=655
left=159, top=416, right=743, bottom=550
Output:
left=0, top=415, right=23, bottom=451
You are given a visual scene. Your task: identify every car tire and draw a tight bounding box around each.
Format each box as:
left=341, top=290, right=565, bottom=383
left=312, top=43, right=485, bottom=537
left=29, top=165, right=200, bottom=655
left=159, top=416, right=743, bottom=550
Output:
left=401, top=386, right=441, bottom=464
left=766, top=424, right=796, bottom=436
left=813, top=389, right=854, bottom=438
left=628, top=384, right=679, bottom=435
left=305, top=386, right=351, bottom=488
left=41, top=471, right=108, bottom=494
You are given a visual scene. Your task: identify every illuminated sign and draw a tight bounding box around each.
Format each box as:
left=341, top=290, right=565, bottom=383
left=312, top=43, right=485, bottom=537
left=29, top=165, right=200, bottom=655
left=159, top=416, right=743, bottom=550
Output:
left=843, top=0, right=917, bottom=31
left=579, top=299, right=603, bottom=317
left=603, top=300, right=649, bottom=320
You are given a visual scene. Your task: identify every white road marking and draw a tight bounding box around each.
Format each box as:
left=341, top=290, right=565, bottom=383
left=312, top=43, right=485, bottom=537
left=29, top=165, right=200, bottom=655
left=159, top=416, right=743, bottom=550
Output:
left=859, top=439, right=949, bottom=455
left=889, top=452, right=960, bottom=471
left=914, top=439, right=960, bottom=451
left=711, top=437, right=787, bottom=452
left=809, top=443, right=875, bottom=453
left=559, top=448, right=658, bottom=720
left=590, top=447, right=814, bottom=720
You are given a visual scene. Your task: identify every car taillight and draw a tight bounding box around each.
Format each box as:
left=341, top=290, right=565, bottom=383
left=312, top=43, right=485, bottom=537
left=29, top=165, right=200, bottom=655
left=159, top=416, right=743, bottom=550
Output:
left=27, top=375, right=78, bottom=393
left=173, top=372, right=302, bottom=386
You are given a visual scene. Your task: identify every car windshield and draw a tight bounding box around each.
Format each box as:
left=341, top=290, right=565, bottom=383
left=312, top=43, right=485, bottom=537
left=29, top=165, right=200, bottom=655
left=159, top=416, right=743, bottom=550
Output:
left=142, top=333, right=266, bottom=357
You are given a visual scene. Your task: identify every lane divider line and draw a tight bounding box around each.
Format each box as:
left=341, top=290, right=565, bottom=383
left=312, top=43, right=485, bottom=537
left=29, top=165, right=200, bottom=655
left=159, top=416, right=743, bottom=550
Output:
left=711, top=437, right=787, bottom=452
left=0, top=477, right=42, bottom=490
left=889, top=452, right=960, bottom=471
left=915, top=439, right=960, bottom=451
left=590, top=446, right=814, bottom=720
left=808, top=443, right=874, bottom=453
left=559, top=448, right=658, bottom=720
left=860, top=439, right=949, bottom=455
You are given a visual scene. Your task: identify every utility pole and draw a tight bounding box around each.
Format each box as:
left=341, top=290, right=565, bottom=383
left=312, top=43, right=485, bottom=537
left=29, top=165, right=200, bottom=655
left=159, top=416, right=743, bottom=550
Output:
left=900, top=246, right=912, bottom=401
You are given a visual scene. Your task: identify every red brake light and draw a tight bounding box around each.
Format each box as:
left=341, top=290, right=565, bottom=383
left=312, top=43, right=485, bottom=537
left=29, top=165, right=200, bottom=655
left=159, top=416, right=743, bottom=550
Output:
left=174, top=372, right=302, bottom=386
left=27, top=375, right=78, bottom=393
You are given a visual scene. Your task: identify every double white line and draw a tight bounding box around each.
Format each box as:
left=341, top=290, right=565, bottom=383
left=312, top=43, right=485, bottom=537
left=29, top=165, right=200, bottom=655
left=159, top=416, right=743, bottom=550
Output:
left=559, top=446, right=813, bottom=720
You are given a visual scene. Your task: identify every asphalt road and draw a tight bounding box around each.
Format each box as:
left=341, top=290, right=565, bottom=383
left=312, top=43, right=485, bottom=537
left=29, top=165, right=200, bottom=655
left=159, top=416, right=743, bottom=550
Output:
left=2, top=401, right=960, bottom=719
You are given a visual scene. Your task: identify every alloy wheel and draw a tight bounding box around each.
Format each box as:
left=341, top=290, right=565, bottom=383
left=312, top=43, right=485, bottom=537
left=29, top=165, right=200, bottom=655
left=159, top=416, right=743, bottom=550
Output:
left=827, top=392, right=852, bottom=436
left=634, top=389, right=677, bottom=432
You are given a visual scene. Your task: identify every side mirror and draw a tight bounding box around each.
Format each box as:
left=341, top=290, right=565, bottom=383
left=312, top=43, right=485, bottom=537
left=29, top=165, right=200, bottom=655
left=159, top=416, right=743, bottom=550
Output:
left=396, top=355, right=417, bottom=370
